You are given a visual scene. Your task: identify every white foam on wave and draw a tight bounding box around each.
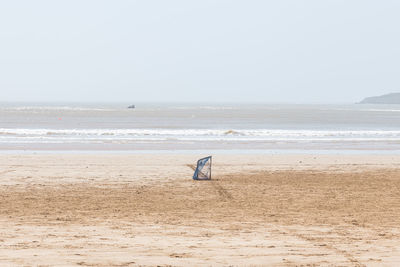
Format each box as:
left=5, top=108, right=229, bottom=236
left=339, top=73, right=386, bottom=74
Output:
left=1, top=106, right=114, bottom=112
left=330, top=108, right=400, bottom=113
left=1, top=128, right=400, bottom=141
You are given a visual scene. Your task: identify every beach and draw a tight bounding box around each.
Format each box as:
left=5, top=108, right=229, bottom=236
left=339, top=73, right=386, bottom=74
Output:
left=1, top=153, right=400, bottom=266
left=3, top=0, right=400, bottom=265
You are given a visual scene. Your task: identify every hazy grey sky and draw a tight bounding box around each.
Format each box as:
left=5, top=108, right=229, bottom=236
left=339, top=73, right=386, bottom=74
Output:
left=0, top=0, right=399, bottom=103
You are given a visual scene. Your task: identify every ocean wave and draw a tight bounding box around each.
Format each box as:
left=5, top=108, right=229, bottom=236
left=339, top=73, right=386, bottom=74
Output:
left=172, top=106, right=237, bottom=110
left=329, top=108, right=400, bottom=113
left=1, top=128, right=400, bottom=139
left=0, top=106, right=114, bottom=112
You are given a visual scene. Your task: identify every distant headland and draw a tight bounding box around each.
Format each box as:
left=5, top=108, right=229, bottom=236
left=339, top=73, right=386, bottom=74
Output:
left=359, top=93, right=400, bottom=104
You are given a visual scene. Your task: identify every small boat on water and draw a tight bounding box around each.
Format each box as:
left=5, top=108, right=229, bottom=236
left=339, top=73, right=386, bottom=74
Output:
left=127, top=105, right=135, bottom=109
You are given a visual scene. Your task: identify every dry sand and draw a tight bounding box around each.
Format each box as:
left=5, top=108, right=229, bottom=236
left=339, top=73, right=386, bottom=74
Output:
left=1, top=154, right=400, bottom=266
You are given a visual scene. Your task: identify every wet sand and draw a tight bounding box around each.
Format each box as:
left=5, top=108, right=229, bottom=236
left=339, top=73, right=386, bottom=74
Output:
left=1, top=154, right=400, bottom=266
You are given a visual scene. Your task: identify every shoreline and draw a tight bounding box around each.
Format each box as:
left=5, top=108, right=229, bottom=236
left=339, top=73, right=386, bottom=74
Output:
left=1, top=148, right=400, bottom=155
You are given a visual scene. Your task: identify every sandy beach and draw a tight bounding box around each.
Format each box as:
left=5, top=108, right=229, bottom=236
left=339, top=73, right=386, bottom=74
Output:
left=3, top=0, right=400, bottom=265
left=1, top=154, right=400, bottom=266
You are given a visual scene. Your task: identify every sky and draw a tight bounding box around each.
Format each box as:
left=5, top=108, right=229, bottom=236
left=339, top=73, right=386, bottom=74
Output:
left=0, top=0, right=399, bottom=103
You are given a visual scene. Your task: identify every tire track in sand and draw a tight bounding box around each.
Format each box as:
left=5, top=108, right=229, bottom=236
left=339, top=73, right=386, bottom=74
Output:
left=277, top=226, right=365, bottom=266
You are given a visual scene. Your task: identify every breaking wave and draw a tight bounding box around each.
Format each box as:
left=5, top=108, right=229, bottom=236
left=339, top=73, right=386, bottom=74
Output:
left=1, top=128, right=400, bottom=143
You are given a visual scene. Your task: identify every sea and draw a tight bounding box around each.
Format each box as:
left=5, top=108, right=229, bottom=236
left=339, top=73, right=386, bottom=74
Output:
left=1, top=102, right=400, bottom=154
